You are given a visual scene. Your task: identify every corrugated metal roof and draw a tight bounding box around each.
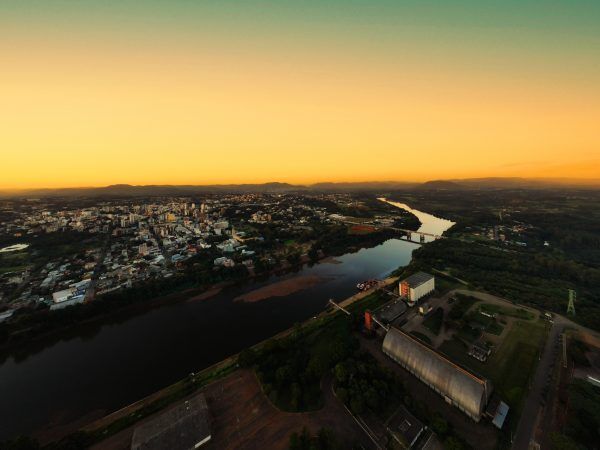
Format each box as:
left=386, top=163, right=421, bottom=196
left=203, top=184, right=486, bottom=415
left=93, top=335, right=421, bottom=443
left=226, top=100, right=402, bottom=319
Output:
left=382, top=327, right=491, bottom=421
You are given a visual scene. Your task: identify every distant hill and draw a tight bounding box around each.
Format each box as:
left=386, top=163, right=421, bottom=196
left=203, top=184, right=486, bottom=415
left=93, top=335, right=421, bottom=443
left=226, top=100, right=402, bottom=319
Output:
left=1, top=182, right=306, bottom=198
left=444, top=177, right=600, bottom=189
left=309, top=181, right=419, bottom=192
left=416, top=180, right=469, bottom=190
left=1, top=177, right=598, bottom=198
left=417, top=177, right=600, bottom=190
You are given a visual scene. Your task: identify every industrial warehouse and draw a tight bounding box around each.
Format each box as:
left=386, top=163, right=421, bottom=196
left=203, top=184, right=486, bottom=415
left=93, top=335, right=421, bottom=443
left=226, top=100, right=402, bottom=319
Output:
left=382, top=327, right=492, bottom=422
left=358, top=271, right=511, bottom=430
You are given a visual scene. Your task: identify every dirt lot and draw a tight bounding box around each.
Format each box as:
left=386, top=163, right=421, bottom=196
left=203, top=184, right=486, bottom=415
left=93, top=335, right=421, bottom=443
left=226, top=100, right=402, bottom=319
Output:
left=93, top=369, right=372, bottom=450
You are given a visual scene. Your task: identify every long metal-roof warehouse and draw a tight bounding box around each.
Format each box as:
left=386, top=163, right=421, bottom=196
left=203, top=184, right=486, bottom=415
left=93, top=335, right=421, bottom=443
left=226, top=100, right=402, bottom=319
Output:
left=382, top=327, right=492, bottom=421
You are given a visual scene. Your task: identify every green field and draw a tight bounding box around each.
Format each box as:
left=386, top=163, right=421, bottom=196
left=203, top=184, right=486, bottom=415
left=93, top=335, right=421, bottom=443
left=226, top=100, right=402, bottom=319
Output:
left=487, top=320, right=547, bottom=412
left=447, top=294, right=478, bottom=320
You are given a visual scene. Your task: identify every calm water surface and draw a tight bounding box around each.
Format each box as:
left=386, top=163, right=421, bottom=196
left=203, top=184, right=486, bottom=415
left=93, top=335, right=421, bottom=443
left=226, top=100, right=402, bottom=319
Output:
left=0, top=202, right=453, bottom=440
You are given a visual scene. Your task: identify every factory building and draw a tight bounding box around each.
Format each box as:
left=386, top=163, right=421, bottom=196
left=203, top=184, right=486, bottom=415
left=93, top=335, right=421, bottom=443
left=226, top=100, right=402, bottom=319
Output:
left=382, top=327, right=492, bottom=422
left=400, top=272, right=435, bottom=306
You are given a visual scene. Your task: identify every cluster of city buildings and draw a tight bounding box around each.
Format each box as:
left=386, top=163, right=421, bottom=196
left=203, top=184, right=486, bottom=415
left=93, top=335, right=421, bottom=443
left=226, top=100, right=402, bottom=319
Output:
left=468, top=221, right=547, bottom=247
left=0, top=193, right=367, bottom=314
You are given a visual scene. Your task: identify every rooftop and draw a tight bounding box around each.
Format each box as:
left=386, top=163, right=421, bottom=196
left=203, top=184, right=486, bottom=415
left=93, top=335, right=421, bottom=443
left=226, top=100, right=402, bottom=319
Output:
left=386, top=405, right=425, bottom=448
left=402, top=271, right=434, bottom=288
left=373, top=299, right=407, bottom=324
left=131, top=393, right=211, bottom=450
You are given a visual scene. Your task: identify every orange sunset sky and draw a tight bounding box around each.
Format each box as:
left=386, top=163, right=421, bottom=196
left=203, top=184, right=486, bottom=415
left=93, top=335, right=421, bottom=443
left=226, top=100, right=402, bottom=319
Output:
left=1, top=1, right=599, bottom=189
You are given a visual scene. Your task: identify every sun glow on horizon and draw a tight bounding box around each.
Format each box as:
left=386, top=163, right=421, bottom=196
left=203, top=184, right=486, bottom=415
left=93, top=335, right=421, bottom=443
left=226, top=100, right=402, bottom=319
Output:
left=1, top=1, right=599, bottom=189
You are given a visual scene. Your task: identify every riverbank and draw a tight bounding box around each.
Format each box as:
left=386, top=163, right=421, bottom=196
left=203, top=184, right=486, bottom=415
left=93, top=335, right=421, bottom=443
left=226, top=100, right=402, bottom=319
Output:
left=0, top=253, right=328, bottom=360
left=1, top=238, right=424, bottom=443
left=0, top=201, right=447, bottom=444
left=0, top=227, right=405, bottom=359
left=56, top=277, right=396, bottom=448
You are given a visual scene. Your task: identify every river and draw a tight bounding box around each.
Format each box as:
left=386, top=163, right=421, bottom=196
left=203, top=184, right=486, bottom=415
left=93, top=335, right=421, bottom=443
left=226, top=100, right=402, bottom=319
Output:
left=0, top=201, right=454, bottom=441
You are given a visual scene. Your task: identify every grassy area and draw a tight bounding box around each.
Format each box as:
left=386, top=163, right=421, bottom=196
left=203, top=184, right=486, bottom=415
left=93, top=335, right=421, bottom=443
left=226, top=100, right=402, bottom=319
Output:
left=479, top=303, right=535, bottom=321
left=447, top=294, right=478, bottom=321
left=435, top=277, right=461, bottom=294
left=440, top=318, right=548, bottom=416
left=486, top=321, right=505, bottom=336
left=486, top=320, right=547, bottom=413
left=432, top=270, right=467, bottom=293
left=0, top=250, right=30, bottom=274
left=422, top=307, right=444, bottom=335
left=467, top=311, right=505, bottom=336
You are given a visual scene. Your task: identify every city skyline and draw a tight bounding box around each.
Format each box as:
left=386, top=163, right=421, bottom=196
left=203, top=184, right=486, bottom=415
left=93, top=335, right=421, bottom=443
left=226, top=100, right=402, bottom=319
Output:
left=2, top=1, right=600, bottom=188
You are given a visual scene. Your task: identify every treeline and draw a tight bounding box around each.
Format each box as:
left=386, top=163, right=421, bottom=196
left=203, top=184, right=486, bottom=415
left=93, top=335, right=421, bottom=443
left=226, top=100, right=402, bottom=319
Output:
left=551, top=379, right=600, bottom=449
left=410, top=238, right=600, bottom=330
left=334, top=351, right=403, bottom=416
left=388, top=188, right=600, bottom=266
left=239, top=315, right=359, bottom=412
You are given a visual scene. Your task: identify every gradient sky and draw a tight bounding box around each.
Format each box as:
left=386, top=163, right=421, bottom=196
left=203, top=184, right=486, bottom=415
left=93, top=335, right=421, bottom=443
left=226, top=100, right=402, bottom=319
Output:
left=1, top=1, right=599, bottom=188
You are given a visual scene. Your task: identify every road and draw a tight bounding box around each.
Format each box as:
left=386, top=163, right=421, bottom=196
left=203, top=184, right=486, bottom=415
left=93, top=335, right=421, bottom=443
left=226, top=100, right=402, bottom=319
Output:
left=511, top=321, right=562, bottom=450
left=408, top=288, right=600, bottom=450
left=510, top=311, right=600, bottom=450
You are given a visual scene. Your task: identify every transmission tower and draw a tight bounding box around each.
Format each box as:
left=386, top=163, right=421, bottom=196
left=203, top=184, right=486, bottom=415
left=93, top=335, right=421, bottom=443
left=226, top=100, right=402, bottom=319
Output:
left=567, top=289, right=576, bottom=316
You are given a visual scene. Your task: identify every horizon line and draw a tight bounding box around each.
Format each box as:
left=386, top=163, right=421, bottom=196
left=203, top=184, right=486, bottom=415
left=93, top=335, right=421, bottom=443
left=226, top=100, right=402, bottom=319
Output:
left=2, top=176, right=600, bottom=193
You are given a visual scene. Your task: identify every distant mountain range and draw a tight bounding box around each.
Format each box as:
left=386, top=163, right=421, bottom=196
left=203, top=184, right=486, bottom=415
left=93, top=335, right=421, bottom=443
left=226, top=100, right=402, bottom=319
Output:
left=1, top=178, right=598, bottom=198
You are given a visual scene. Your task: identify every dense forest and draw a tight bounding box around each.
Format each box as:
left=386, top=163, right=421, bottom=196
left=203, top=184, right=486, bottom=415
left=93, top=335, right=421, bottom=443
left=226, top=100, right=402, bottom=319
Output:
left=391, top=188, right=600, bottom=330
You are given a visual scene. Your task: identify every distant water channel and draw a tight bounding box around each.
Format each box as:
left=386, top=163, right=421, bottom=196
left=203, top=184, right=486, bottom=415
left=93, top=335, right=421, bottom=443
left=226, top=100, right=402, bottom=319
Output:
left=0, top=201, right=454, bottom=441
